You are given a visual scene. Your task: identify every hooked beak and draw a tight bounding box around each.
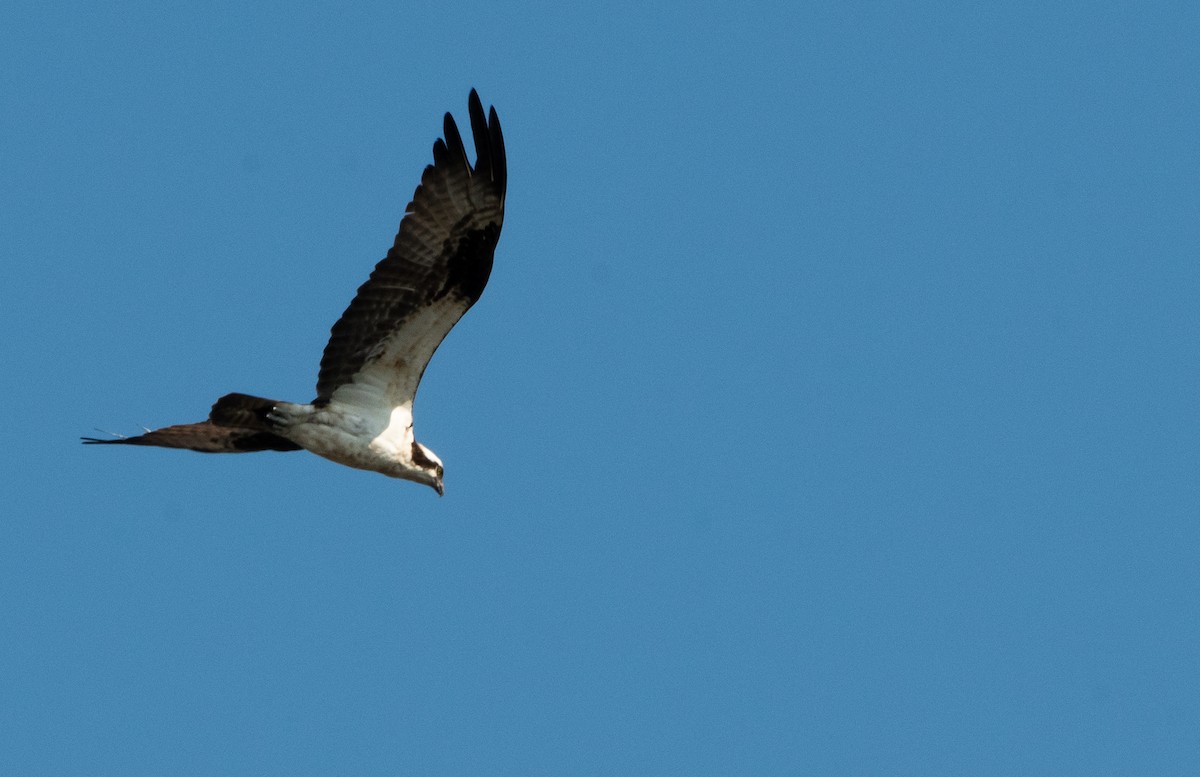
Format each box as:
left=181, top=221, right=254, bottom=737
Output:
left=434, top=479, right=445, bottom=497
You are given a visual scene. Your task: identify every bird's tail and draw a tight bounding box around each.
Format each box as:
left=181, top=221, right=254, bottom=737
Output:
left=81, top=393, right=304, bottom=454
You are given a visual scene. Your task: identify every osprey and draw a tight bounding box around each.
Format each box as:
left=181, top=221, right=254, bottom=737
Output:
left=83, top=90, right=507, bottom=496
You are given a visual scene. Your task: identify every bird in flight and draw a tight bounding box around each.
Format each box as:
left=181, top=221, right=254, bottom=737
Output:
left=84, top=90, right=507, bottom=496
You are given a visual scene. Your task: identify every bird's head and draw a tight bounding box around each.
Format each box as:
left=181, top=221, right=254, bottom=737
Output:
left=410, top=441, right=445, bottom=496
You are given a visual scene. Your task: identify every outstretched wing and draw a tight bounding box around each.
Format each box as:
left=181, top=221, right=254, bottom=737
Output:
left=82, top=422, right=300, bottom=453
left=315, top=89, right=506, bottom=409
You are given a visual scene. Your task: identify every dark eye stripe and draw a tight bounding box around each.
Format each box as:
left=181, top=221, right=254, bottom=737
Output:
left=410, top=442, right=437, bottom=468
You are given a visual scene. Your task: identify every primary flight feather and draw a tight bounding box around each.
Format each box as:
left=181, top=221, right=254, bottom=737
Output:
left=84, top=90, right=507, bottom=496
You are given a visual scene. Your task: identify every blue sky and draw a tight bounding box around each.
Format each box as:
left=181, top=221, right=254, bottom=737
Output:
left=3, top=1, right=1198, bottom=774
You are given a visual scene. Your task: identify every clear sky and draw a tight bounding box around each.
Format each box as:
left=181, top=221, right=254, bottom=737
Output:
left=3, top=1, right=1198, bottom=774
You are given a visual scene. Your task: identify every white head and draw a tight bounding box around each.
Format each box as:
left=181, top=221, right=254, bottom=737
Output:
left=409, top=441, right=445, bottom=496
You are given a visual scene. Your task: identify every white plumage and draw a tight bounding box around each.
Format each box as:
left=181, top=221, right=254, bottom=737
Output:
left=84, top=90, right=507, bottom=496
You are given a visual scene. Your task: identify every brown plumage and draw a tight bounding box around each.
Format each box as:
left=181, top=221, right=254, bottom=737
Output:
left=84, top=90, right=506, bottom=494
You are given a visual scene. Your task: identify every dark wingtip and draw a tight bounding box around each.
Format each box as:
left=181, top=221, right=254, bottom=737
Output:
left=465, top=88, right=506, bottom=200
left=467, top=89, right=489, bottom=175
left=489, top=104, right=506, bottom=200
left=431, top=137, right=449, bottom=167
left=442, top=110, right=468, bottom=171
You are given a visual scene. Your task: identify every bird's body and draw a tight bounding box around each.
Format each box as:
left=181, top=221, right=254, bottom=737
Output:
left=84, top=91, right=507, bottom=496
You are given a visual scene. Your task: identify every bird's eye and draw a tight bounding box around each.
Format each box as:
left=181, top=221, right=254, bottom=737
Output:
left=436, top=465, right=444, bottom=478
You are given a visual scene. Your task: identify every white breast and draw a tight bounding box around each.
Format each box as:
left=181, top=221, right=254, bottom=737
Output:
left=294, top=294, right=467, bottom=475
